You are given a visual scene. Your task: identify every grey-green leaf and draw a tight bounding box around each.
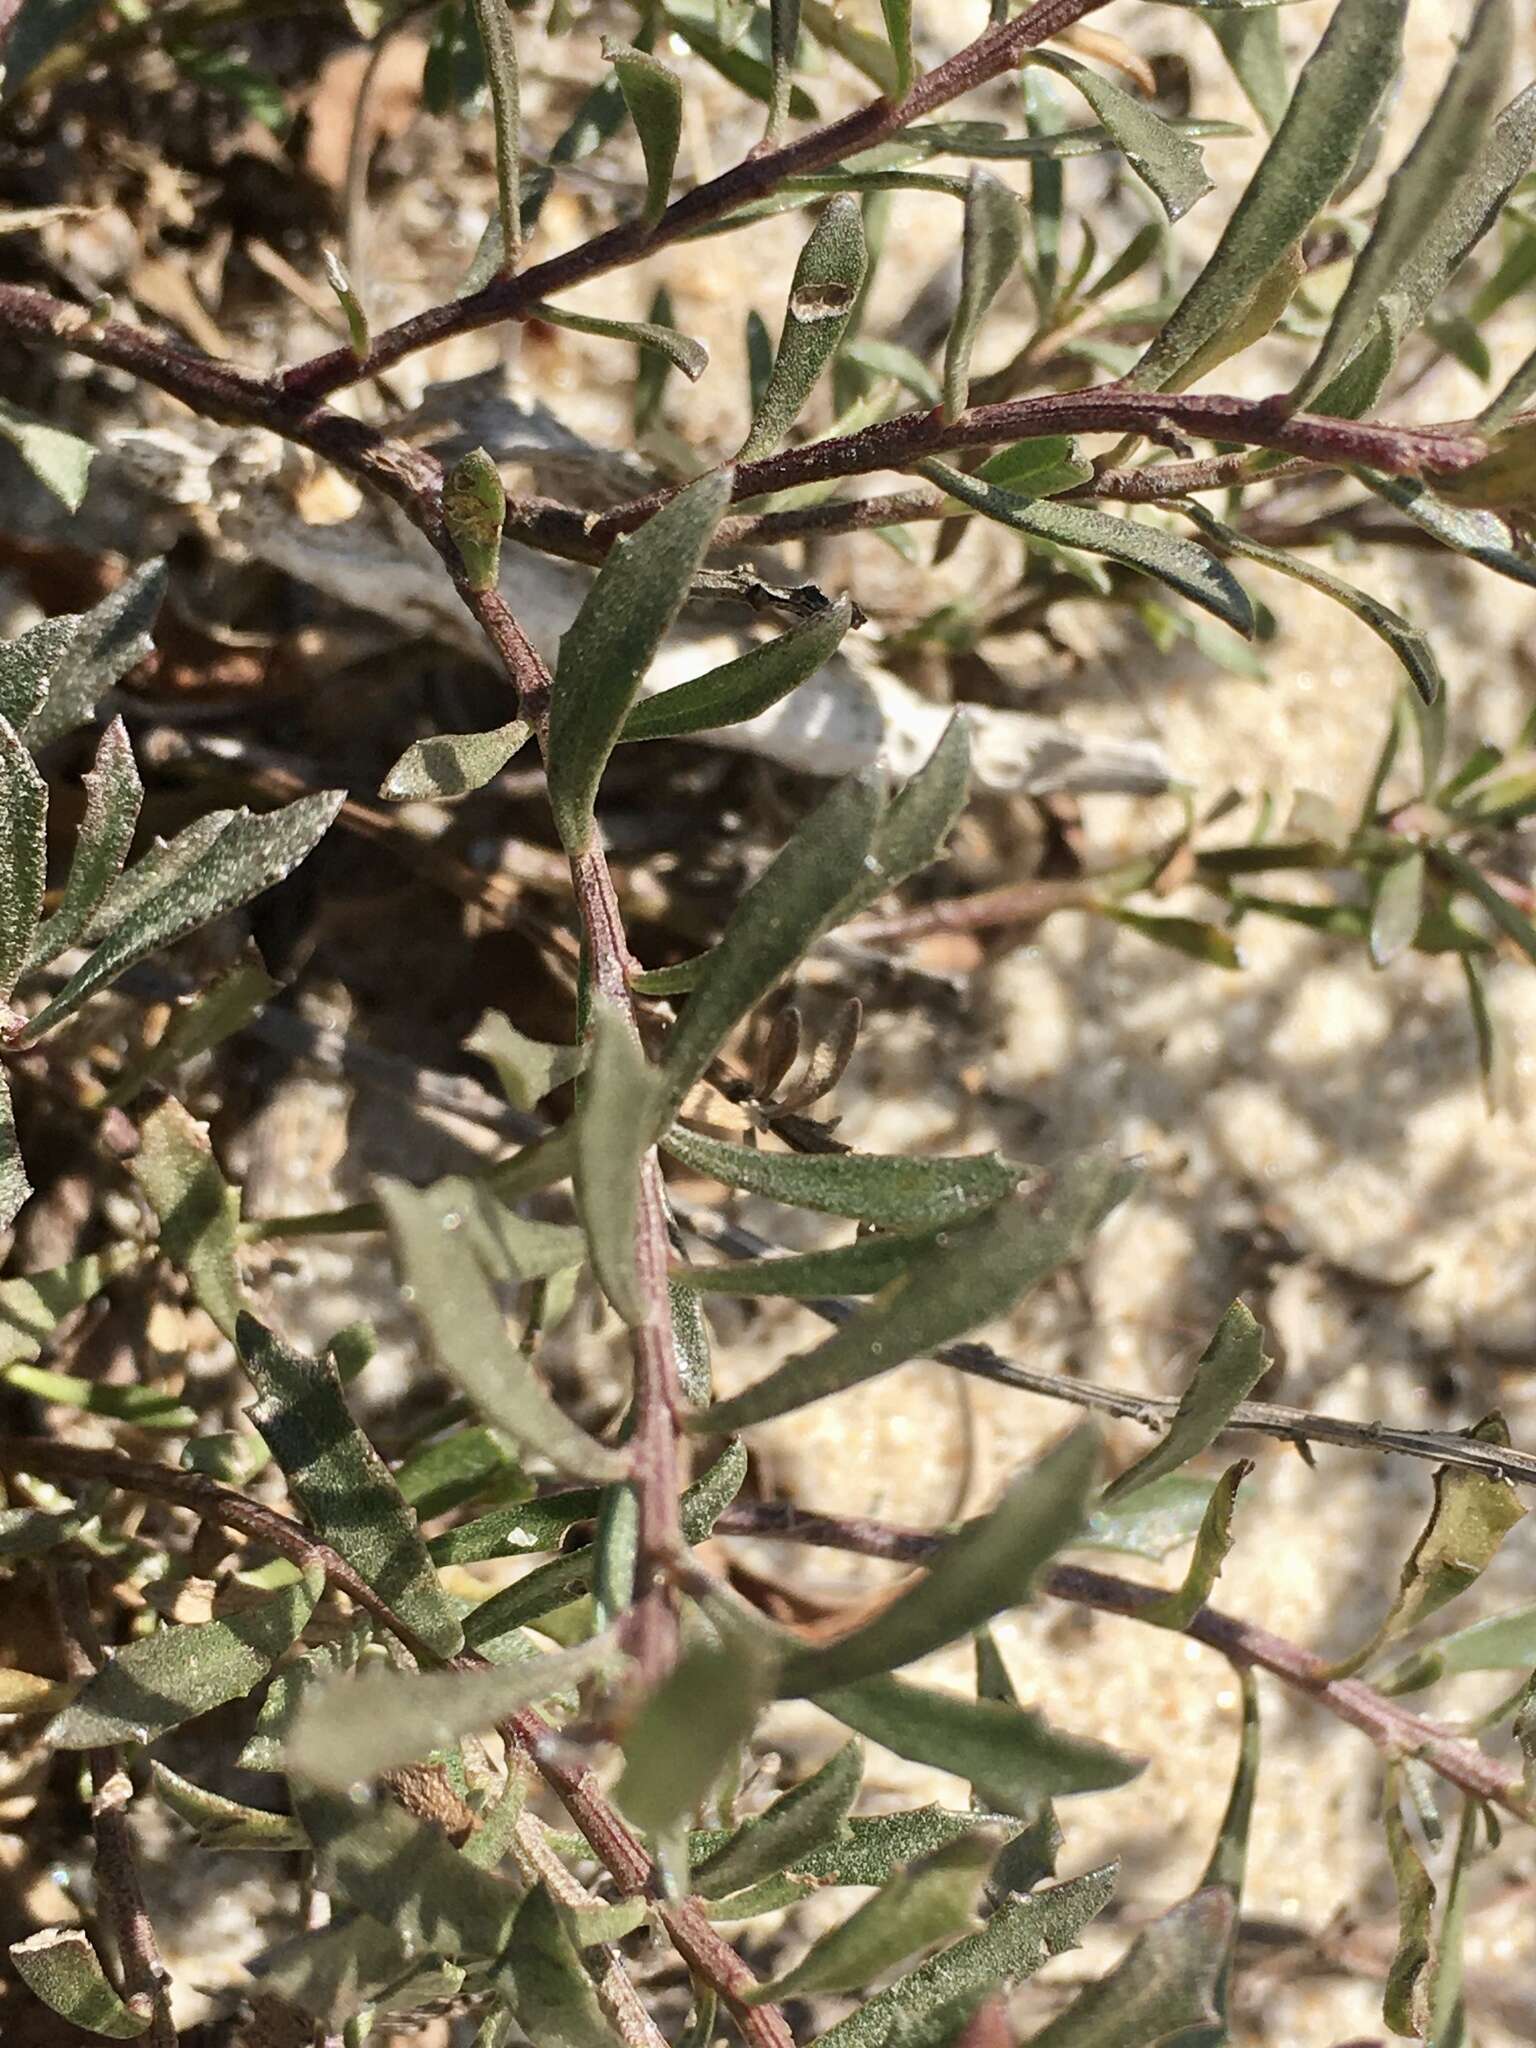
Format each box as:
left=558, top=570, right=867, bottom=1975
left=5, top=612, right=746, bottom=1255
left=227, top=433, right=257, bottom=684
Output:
left=531, top=300, right=708, bottom=382
left=22, top=791, right=344, bottom=1042
left=1076, top=1473, right=1222, bottom=1562
left=780, top=1426, right=1100, bottom=1695
left=1132, top=0, right=1407, bottom=392
left=839, top=713, right=971, bottom=921
left=678, top=1227, right=938, bottom=1298
left=1371, top=851, right=1426, bottom=968
left=615, top=1631, right=772, bottom=1840
left=1019, top=1889, right=1235, bottom=2048
left=1382, top=1770, right=1437, bottom=2039
left=27, top=717, right=142, bottom=969
left=1027, top=51, right=1213, bottom=222
left=0, top=1072, right=30, bottom=1233
left=1380, top=1600, right=1536, bottom=1696
left=1204, top=7, right=1288, bottom=135
left=497, top=1884, right=623, bottom=2048
left=740, top=195, right=868, bottom=461
left=378, top=1177, right=627, bottom=1481
left=0, top=1244, right=142, bottom=1370
left=547, top=468, right=733, bottom=853
left=693, top=1740, right=862, bottom=1899
left=662, top=1124, right=1027, bottom=1229
left=814, top=1869, right=1119, bottom=2048
left=131, top=1097, right=244, bottom=1340
left=468, top=1009, right=585, bottom=1111
left=575, top=997, right=659, bottom=1327
left=920, top=461, right=1253, bottom=636
left=9, top=1928, right=149, bottom=2038
left=0, top=612, right=73, bottom=729
left=23, top=559, right=167, bottom=752
left=0, top=399, right=94, bottom=511
left=1134, top=1459, right=1250, bottom=1632
left=819, top=1673, right=1141, bottom=1817
left=1179, top=501, right=1441, bottom=702
left=879, top=0, right=912, bottom=97
left=1102, top=1302, right=1268, bottom=1504
left=237, top=1314, right=465, bottom=1657
left=45, top=1566, right=323, bottom=1748
left=620, top=597, right=853, bottom=743
left=0, top=715, right=46, bottom=1002
left=381, top=717, right=530, bottom=800
left=943, top=171, right=1025, bottom=421
left=469, top=0, right=521, bottom=269
left=150, top=1761, right=306, bottom=1851
left=693, top=1154, right=1136, bottom=1432
left=606, top=40, right=682, bottom=225
left=659, top=769, right=885, bottom=1113
left=1291, top=0, right=1512, bottom=408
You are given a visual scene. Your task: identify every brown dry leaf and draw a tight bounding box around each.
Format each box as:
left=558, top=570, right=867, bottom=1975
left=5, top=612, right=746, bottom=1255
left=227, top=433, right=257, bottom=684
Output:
left=131, top=254, right=228, bottom=357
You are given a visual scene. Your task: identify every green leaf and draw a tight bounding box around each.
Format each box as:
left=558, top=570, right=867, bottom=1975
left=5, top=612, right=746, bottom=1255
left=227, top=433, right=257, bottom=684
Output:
left=286, top=1638, right=617, bottom=1788
left=0, top=715, right=46, bottom=1004
left=615, top=1629, right=772, bottom=1841
left=0, top=613, right=73, bottom=729
left=1292, top=0, right=1512, bottom=409
left=1019, top=1889, right=1236, bottom=2048
left=429, top=1484, right=605, bottom=1566
left=378, top=1177, right=625, bottom=1481
left=237, top=1314, right=465, bottom=1658
left=1099, top=907, right=1241, bottom=970
left=678, top=1226, right=939, bottom=1298
left=468, top=1009, right=584, bottom=1111
left=443, top=445, right=507, bottom=592
left=23, top=559, right=167, bottom=752
left=1027, top=51, right=1212, bottom=222
left=531, top=300, right=708, bottom=382
left=1380, top=1600, right=1536, bottom=1696
left=664, top=1124, right=1027, bottom=1228
left=605, top=40, right=681, bottom=226
left=547, top=467, right=733, bottom=853
left=297, top=1785, right=521, bottom=1960
left=819, top=1673, right=1141, bottom=1817
left=1132, top=0, right=1406, bottom=392
left=255, top=1912, right=430, bottom=2028
left=150, top=1760, right=306, bottom=1850
left=740, top=195, right=868, bottom=460
left=879, top=0, right=911, bottom=96
left=1361, top=473, right=1536, bottom=598
left=22, top=791, right=344, bottom=1042
left=497, top=1884, right=623, bottom=2048
left=1323, top=1413, right=1525, bottom=1680
left=575, top=997, right=659, bottom=1327
left=238, top=1620, right=369, bottom=1771
left=919, top=461, right=1253, bottom=637
left=397, top=1424, right=527, bottom=1521
left=9, top=1928, right=149, bottom=2038
left=1383, top=1768, right=1437, bottom=2039
left=1075, top=1474, right=1222, bottom=1562
left=467, top=0, right=520, bottom=268
left=1102, top=1303, right=1268, bottom=1505
left=693, top=1740, right=862, bottom=1898
left=658, top=770, right=884, bottom=1113
left=814, top=1868, right=1119, bottom=2048
left=766, top=0, right=799, bottom=139
left=839, top=713, right=971, bottom=922
left=664, top=1, right=818, bottom=122
left=754, top=1833, right=1000, bottom=2001
left=1371, top=851, right=1426, bottom=968
left=1185, top=1666, right=1259, bottom=2045
left=102, top=946, right=280, bottom=1110
left=27, top=717, right=142, bottom=970
left=1134, top=1460, right=1250, bottom=1631
left=1428, top=1802, right=1478, bottom=2048
left=943, top=171, right=1025, bottom=421
left=693, top=1154, right=1136, bottom=1432
left=1432, top=845, right=1536, bottom=967
left=0, top=1358, right=194, bottom=1429
left=45, top=1565, right=322, bottom=1748
left=0, top=398, right=94, bottom=510
left=1205, top=7, right=1288, bottom=134
left=381, top=718, right=531, bottom=801
left=620, top=597, right=853, bottom=743
left=635, top=282, right=681, bottom=431
left=1179, top=501, right=1442, bottom=703
left=974, top=438, right=1093, bottom=497
left=670, top=1278, right=712, bottom=1406
left=131, top=1097, right=244, bottom=1340
left=781, top=1426, right=1100, bottom=1696
left=0, top=1072, right=28, bottom=1232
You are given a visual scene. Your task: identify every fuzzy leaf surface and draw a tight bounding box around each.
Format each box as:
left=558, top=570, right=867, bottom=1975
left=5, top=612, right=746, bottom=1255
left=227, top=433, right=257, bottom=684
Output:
left=1102, top=1303, right=1268, bottom=1504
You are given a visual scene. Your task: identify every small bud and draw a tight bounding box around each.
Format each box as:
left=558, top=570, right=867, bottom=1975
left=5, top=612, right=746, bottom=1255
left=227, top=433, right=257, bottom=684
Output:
left=322, top=248, right=370, bottom=364
left=442, top=447, right=506, bottom=593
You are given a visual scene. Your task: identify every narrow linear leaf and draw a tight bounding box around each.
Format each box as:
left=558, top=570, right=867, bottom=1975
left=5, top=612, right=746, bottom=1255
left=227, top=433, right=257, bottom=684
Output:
left=0, top=1359, right=194, bottom=1430
left=1180, top=501, right=1441, bottom=703
left=943, top=171, right=1025, bottom=421
left=693, top=1153, right=1136, bottom=1433
left=1133, top=0, right=1407, bottom=391
left=665, top=2, right=818, bottom=122
left=469, top=0, right=521, bottom=269
left=497, top=1884, right=622, bottom=2048
left=1099, top=907, right=1241, bottom=970
left=0, top=399, right=94, bottom=511
left=921, top=462, right=1252, bottom=636
left=1371, top=851, right=1426, bottom=969
left=1020, top=1889, right=1235, bottom=2048
left=1189, top=1666, right=1260, bottom=2044
left=1103, top=1302, right=1269, bottom=1504
left=1292, top=0, right=1512, bottom=408
left=767, top=0, right=800, bottom=139
left=22, top=791, right=344, bottom=1042
left=379, top=1178, right=626, bottom=1481
left=103, top=947, right=279, bottom=1110
left=45, top=1566, right=322, bottom=1748
left=238, top=1621, right=369, bottom=1771
left=605, top=40, right=681, bottom=226
left=82, top=810, right=235, bottom=945
left=150, top=1761, right=306, bottom=1850
left=0, top=715, right=46, bottom=1002
left=740, top=195, right=868, bottom=461
left=1432, top=845, right=1536, bottom=966
left=693, top=1740, right=863, bottom=1899
left=1135, top=1460, right=1251, bottom=1631
left=975, top=438, right=1093, bottom=497
left=816, top=1871, right=1120, bottom=2048
left=575, top=997, right=659, bottom=1327
left=620, top=597, right=852, bottom=743
left=430, top=1484, right=605, bottom=1566
left=131, top=1098, right=244, bottom=1341
left=548, top=468, right=733, bottom=853
left=531, top=300, right=708, bottom=381
left=9, top=1928, right=149, bottom=2039
left=616, top=1630, right=772, bottom=1843
left=670, top=1277, right=712, bottom=1406
left=1205, top=7, right=1288, bottom=134
left=1428, top=1802, right=1479, bottom=2047
left=663, top=1128, right=1026, bottom=1230
left=781, top=1426, right=1100, bottom=1696
left=1362, top=473, right=1536, bottom=598
left=1383, top=1769, right=1437, bottom=2039
left=23, top=559, right=168, bottom=753
left=382, top=718, right=530, bottom=800
left=879, top=0, right=912, bottom=97
left=659, top=768, right=885, bottom=1112
left=1380, top=1601, right=1536, bottom=1697
left=286, top=1639, right=618, bottom=1789
left=678, top=1226, right=938, bottom=1298
left=237, top=1314, right=465, bottom=1657
left=397, top=1422, right=527, bottom=1521
left=28, top=716, right=142, bottom=968
left=819, top=1673, right=1141, bottom=1817
left=839, top=713, right=971, bottom=922
left=1029, top=50, right=1212, bottom=222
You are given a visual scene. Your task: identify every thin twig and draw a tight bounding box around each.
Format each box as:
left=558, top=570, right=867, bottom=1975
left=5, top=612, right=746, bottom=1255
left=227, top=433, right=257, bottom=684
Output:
left=710, top=1501, right=1534, bottom=1821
